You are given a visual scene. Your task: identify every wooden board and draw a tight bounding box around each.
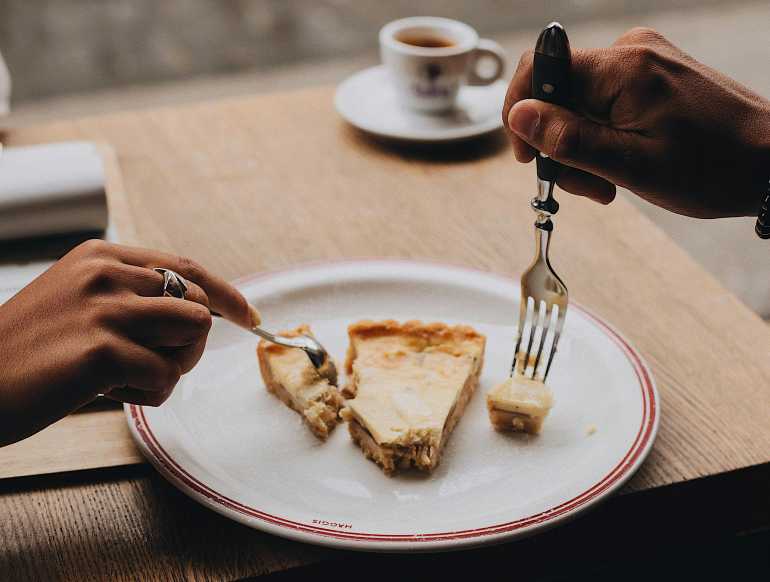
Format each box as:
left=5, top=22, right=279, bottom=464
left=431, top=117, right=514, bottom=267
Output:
left=98, top=142, right=139, bottom=246
left=0, top=407, right=142, bottom=479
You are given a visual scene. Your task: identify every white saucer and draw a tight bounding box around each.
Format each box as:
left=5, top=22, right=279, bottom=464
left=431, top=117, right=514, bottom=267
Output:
left=334, top=66, right=508, bottom=142
left=126, top=260, right=659, bottom=552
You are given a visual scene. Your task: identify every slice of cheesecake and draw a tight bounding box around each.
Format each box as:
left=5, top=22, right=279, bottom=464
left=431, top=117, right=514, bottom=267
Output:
left=257, top=324, right=343, bottom=440
left=486, top=375, right=554, bottom=434
left=340, top=320, right=486, bottom=474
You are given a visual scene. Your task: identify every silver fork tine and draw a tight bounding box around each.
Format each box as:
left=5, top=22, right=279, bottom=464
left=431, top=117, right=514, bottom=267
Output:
left=531, top=305, right=553, bottom=380
left=522, top=300, right=544, bottom=377
left=511, top=297, right=530, bottom=376
left=543, top=305, right=567, bottom=381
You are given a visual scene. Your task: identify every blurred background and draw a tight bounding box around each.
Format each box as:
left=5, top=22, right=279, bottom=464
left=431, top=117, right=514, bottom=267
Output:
left=1, top=0, right=768, bottom=316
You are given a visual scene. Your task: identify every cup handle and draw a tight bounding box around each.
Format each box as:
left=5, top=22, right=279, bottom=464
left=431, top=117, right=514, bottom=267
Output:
left=467, top=39, right=506, bottom=86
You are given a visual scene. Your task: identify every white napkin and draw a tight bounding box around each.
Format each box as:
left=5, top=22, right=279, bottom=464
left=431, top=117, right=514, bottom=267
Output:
left=0, top=141, right=108, bottom=241
left=0, top=141, right=113, bottom=304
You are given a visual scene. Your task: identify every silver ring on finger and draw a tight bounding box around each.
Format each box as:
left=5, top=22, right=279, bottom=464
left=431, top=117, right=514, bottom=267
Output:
left=154, top=267, right=188, bottom=299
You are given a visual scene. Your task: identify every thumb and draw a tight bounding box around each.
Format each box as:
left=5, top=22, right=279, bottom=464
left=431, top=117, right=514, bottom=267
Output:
left=507, top=99, right=649, bottom=188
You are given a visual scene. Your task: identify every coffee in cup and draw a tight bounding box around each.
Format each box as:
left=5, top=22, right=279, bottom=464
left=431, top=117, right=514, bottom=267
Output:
left=396, top=31, right=456, bottom=49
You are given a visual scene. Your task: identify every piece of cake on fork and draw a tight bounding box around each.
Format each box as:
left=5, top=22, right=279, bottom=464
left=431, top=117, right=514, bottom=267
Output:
left=340, top=320, right=486, bottom=474
left=486, top=375, right=554, bottom=434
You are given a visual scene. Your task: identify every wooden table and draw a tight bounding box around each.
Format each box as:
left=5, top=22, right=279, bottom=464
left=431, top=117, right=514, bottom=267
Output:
left=2, top=86, right=770, bottom=581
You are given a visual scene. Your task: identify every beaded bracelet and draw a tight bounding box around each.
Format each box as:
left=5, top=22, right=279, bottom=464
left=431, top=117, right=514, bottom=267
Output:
left=756, top=179, right=770, bottom=239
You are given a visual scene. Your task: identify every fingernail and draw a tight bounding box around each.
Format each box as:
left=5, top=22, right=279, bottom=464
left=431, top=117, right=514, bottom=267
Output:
left=509, top=105, right=540, bottom=141
left=248, top=304, right=262, bottom=328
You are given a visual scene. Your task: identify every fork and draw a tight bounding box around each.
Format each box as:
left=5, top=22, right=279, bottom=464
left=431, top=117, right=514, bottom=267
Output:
left=511, top=213, right=568, bottom=381
left=511, top=22, right=572, bottom=382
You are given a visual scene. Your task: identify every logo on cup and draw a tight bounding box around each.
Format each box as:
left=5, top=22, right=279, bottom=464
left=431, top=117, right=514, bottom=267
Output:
left=414, top=63, right=449, bottom=97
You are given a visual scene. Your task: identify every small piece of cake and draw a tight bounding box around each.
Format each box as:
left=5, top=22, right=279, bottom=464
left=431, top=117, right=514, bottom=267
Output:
left=340, top=320, right=486, bottom=474
left=486, top=375, right=554, bottom=434
left=257, top=325, right=343, bottom=440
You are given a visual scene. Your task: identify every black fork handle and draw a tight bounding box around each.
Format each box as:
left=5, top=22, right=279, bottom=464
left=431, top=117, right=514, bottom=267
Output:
left=532, top=24, right=572, bottom=183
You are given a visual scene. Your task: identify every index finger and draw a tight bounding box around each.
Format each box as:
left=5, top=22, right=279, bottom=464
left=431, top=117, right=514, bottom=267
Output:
left=113, top=244, right=259, bottom=329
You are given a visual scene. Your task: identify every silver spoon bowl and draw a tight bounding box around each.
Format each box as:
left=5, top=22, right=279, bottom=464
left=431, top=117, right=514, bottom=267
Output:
left=248, top=325, right=337, bottom=383
left=210, top=312, right=337, bottom=383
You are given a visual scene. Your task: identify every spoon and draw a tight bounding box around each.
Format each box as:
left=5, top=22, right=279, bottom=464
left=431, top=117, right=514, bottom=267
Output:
left=211, top=311, right=337, bottom=383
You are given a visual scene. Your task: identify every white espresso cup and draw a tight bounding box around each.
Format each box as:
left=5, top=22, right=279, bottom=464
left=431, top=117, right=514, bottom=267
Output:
left=379, top=17, right=507, bottom=113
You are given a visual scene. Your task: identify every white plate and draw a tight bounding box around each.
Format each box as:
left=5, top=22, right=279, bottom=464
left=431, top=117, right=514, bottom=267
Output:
left=126, top=260, right=659, bottom=552
left=334, top=66, right=508, bottom=142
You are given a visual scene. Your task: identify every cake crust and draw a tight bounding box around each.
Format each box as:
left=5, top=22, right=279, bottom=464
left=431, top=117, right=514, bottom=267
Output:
left=344, top=320, right=485, bottom=375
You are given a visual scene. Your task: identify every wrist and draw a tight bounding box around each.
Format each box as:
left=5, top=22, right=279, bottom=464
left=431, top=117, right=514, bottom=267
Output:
left=744, top=104, right=770, bottom=217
